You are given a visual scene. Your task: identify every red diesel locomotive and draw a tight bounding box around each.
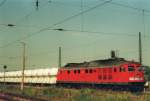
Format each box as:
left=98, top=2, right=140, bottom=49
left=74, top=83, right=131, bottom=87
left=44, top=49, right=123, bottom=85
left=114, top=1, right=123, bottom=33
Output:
left=57, top=54, right=145, bottom=91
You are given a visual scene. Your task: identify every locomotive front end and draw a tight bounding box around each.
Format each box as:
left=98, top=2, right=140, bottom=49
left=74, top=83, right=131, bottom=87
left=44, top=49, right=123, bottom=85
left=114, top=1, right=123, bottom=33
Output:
left=128, top=64, right=145, bottom=85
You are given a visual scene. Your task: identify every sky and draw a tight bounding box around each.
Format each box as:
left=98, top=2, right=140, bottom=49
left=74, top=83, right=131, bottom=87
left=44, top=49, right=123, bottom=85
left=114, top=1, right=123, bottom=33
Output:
left=0, top=0, right=150, bottom=71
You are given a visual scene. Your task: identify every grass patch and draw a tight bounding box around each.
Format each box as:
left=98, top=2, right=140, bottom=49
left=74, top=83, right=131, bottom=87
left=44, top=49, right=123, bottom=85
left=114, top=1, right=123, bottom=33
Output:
left=0, top=85, right=150, bottom=101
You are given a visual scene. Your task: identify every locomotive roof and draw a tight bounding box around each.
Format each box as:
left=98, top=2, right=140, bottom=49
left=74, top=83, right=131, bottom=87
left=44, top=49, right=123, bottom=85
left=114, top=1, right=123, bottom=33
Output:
left=64, top=57, right=139, bottom=68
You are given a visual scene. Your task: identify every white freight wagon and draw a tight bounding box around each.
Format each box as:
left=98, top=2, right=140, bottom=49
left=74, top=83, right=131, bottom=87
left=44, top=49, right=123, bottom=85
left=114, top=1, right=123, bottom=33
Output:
left=0, top=68, right=58, bottom=84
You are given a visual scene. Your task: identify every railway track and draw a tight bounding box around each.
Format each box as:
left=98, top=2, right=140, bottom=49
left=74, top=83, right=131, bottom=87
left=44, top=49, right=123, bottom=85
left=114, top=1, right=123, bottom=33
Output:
left=0, top=92, right=47, bottom=101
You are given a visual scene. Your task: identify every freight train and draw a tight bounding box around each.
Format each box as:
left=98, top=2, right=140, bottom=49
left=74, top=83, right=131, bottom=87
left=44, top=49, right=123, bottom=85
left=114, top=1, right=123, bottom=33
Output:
left=0, top=54, right=145, bottom=91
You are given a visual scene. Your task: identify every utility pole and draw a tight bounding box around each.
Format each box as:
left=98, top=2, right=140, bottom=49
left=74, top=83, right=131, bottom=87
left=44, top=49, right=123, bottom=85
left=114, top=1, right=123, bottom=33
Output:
left=58, top=47, right=61, bottom=68
left=3, top=65, right=7, bottom=88
left=21, top=42, right=26, bottom=92
left=139, top=32, right=142, bottom=64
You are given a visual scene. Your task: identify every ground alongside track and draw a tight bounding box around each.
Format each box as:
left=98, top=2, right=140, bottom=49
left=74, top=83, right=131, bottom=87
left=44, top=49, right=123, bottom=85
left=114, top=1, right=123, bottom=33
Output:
left=0, top=85, right=150, bottom=101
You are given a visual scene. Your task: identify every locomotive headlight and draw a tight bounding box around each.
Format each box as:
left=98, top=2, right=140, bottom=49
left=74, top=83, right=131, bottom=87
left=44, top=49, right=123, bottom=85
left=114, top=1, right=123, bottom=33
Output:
left=129, top=77, right=143, bottom=81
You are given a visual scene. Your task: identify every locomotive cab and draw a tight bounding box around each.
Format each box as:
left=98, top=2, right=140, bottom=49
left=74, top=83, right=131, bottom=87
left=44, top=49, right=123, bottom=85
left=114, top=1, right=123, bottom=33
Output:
left=128, top=64, right=145, bottom=84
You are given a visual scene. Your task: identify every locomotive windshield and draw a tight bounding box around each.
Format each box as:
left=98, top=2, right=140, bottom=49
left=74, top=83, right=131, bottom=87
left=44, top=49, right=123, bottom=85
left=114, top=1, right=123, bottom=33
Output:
left=138, top=67, right=144, bottom=71
left=128, top=66, right=135, bottom=71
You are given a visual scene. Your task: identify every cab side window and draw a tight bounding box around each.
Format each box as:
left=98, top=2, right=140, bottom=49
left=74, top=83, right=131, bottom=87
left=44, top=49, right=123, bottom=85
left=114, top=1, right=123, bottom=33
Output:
left=120, top=67, right=125, bottom=72
left=67, top=70, right=70, bottom=74
left=74, top=70, right=77, bottom=74
left=85, top=69, right=88, bottom=73
left=114, top=68, right=117, bottom=72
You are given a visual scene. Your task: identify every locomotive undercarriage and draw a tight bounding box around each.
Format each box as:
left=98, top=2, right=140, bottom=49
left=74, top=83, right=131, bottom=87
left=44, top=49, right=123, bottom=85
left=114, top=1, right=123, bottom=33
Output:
left=57, top=81, right=145, bottom=92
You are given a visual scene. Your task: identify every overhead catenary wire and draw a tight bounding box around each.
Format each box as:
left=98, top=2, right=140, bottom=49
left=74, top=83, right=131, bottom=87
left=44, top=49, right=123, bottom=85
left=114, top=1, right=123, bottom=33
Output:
left=10, top=0, right=150, bottom=28
left=1, top=44, right=150, bottom=69
left=49, top=0, right=100, bottom=8
left=0, top=27, right=150, bottom=49
left=1, top=32, right=150, bottom=60
left=1, top=0, right=150, bottom=69
left=0, top=0, right=112, bottom=49
left=0, top=0, right=6, bottom=7
left=104, top=0, right=149, bottom=38
left=52, top=28, right=150, bottom=38
left=101, top=0, right=150, bottom=13
left=45, top=0, right=112, bottom=28
left=80, top=0, right=84, bottom=31
left=2, top=0, right=149, bottom=29
left=0, top=0, right=149, bottom=52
